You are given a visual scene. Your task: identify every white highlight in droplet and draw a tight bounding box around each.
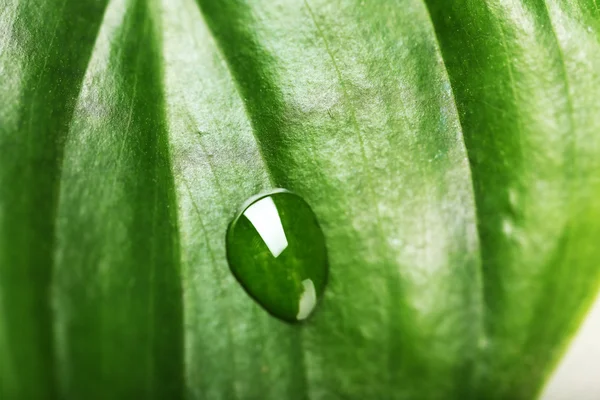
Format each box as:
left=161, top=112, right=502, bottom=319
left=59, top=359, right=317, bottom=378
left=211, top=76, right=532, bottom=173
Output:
left=244, top=196, right=289, bottom=258
left=296, top=279, right=317, bottom=320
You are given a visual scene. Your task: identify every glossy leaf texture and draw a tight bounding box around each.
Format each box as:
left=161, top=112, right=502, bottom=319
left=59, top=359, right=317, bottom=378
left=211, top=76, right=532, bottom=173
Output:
left=0, top=1, right=598, bottom=400
left=426, top=0, right=600, bottom=398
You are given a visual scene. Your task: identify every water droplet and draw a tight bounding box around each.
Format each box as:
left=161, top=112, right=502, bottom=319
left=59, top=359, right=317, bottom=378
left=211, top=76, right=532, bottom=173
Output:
left=226, top=189, right=328, bottom=322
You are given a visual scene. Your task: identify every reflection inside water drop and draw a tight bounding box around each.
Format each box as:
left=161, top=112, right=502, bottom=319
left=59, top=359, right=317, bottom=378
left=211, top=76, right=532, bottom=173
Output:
left=243, top=196, right=288, bottom=258
left=296, top=279, right=317, bottom=320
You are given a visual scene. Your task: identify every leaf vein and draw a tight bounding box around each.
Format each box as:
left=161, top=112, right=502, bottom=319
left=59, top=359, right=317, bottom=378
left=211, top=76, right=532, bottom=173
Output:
left=181, top=177, right=239, bottom=400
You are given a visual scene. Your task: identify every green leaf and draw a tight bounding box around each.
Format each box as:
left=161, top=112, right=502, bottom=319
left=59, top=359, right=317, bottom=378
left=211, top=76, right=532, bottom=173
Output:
left=0, top=0, right=598, bottom=399
left=426, top=1, right=600, bottom=398
left=1, top=0, right=110, bottom=397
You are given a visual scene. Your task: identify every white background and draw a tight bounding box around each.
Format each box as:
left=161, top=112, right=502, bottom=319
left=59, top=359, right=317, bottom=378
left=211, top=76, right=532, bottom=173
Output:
left=541, top=292, right=600, bottom=400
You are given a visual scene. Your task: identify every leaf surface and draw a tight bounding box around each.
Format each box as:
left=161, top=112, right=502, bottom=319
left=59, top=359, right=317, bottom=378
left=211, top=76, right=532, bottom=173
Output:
left=426, top=0, right=600, bottom=397
left=0, top=0, right=598, bottom=399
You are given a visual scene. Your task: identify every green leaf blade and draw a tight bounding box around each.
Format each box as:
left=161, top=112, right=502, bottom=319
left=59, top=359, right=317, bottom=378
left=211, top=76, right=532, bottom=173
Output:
left=52, top=0, right=183, bottom=398
left=159, top=1, right=309, bottom=398
left=2, top=0, right=599, bottom=398
left=178, top=0, right=483, bottom=397
left=425, top=0, right=600, bottom=397
left=0, top=0, right=108, bottom=398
